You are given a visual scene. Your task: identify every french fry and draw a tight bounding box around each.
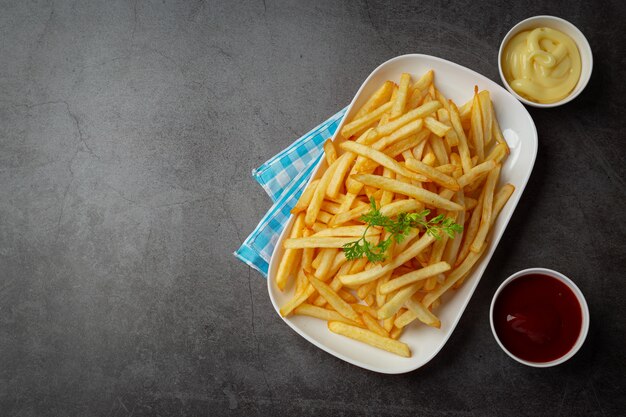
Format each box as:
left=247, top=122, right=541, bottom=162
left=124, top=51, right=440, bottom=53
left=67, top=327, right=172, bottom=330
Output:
left=390, top=326, right=404, bottom=340
left=323, top=139, right=337, bottom=165
left=449, top=101, right=473, bottom=174
left=351, top=303, right=378, bottom=317
left=328, top=321, right=410, bottom=357
left=405, top=297, right=441, bottom=328
left=352, top=174, right=463, bottom=211
left=470, top=90, right=485, bottom=161
left=471, top=164, right=500, bottom=253
left=276, top=213, right=305, bottom=290
left=313, top=259, right=354, bottom=307
left=315, top=248, right=339, bottom=280
left=380, top=261, right=451, bottom=294
left=412, top=70, right=434, bottom=93
left=424, top=117, right=451, bottom=137
left=491, top=184, right=515, bottom=226
left=312, top=225, right=379, bottom=237
left=361, top=312, right=390, bottom=337
left=442, top=192, right=466, bottom=266
left=305, top=272, right=361, bottom=322
left=457, top=187, right=484, bottom=265
left=391, top=73, right=411, bottom=119
left=491, top=103, right=510, bottom=154
left=305, top=159, right=340, bottom=226
left=367, top=101, right=441, bottom=143
left=295, top=303, right=362, bottom=326
left=478, top=91, right=493, bottom=147
left=405, top=158, right=459, bottom=190
left=285, top=236, right=367, bottom=249
left=327, top=152, right=357, bottom=198
left=341, top=141, right=428, bottom=182
left=280, top=284, right=316, bottom=317
left=341, top=101, right=394, bottom=138
left=291, top=179, right=320, bottom=214
left=354, top=81, right=395, bottom=119
left=378, top=282, right=423, bottom=319
left=457, top=160, right=496, bottom=188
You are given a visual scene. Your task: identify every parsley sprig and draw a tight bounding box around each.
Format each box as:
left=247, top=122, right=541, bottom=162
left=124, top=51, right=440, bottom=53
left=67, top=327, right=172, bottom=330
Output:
left=342, top=197, right=463, bottom=263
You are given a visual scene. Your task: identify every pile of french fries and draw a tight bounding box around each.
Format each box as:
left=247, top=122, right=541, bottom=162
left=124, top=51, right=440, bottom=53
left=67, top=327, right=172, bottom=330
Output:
left=275, top=70, right=515, bottom=358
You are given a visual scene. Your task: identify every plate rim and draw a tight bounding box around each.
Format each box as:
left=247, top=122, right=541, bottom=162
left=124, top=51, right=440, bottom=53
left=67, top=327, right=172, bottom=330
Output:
left=266, top=53, right=538, bottom=374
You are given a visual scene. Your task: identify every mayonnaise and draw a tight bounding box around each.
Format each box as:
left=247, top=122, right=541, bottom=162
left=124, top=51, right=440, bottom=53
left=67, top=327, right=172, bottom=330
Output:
left=502, top=27, right=581, bottom=104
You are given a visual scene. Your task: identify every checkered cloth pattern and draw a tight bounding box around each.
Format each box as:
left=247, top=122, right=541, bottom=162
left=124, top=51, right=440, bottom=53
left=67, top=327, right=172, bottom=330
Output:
left=233, top=107, right=347, bottom=276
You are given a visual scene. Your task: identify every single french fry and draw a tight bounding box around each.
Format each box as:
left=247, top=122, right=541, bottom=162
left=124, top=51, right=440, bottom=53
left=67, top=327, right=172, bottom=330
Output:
left=305, top=271, right=361, bottom=322
left=412, top=70, right=434, bottom=93
left=352, top=303, right=377, bottom=317
left=341, top=141, right=428, bottom=182
left=457, top=160, right=496, bottom=188
left=390, top=326, right=404, bottom=340
left=291, top=179, right=320, bottom=214
left=295, top=303, right=362, bottom=326
left=320, top=200, right=342, bottom=214
left=424, top=117, right=451, bottom=137
left=376, top=272, right=392, bottom=307
left=354, top=81, right=395, bottom=119
left=341, top=101, right=393, bottom=138
left=316, top=211, right=333, bottom=225
left=305, top=159, right=340, bottom=226
left=357, top=279, right=378, bottom=300
left=338, top=289, right=358, bottom=303
left=470, top=90, right=485, bottom=162
left=378, top=282, right=423, bottom=319
left=471, top=164, right=500, bottom=253
left=312, top=225, right=379, bottom=237
left=491, top=184, right=515, bottom=226
left=361, top=312, right=390, bottom=337
left=457, top=188, right=484, bottom=265
left=380, top=261, right=451, bottom=294
left=285, top=236, right=366, bottom=249
left=276, top=213, right=305, bottom=290
left=435, top=164, right=456, bottom=175
left=313, top=259, right=354, bottom=307
left=449, top=101, right=472, bottom=174
left=380, top=168, right=395, bottom=206
left=405, top=158, right=459, bottom=190
left=328, top=321, right=410, bottom=357
left=407, top=87, right=429, bottom=109
left=443, top=192, right=466, bottom=267
left=280, top=284, right=316, bottom=317
left=323, top=139, right=337, bottom=166
left=314, top=248, right=339, bottom=280
left=330, top=204, right=370, bottom=227
left=352, top=174, right=463, bottom=211
left=478, top=91, right=493, bottom=147
left=429, top=135, right=450, bottom=165
left=405, top=297, right=441, bottom=328
left=390, top=73, right=411, bottom=119
left=491, top=103, right=510, bottom=154
left=327, top=152, right=357, bottom=198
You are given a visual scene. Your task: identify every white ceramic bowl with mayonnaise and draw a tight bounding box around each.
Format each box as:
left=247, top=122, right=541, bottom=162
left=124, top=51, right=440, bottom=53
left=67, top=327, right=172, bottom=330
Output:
left=498, top=16, right=593, bottom=108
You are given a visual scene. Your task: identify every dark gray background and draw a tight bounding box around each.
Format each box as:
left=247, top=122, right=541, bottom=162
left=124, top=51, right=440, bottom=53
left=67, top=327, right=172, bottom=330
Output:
left=1, top=0, right=624, bottom=416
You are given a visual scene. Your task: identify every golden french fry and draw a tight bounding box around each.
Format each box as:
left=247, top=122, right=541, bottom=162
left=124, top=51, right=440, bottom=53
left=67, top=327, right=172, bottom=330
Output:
left=491, top=103, right=510, bottom=154
left=313, top=259, right=354, bottom=307
left=378, top=282, right=423, bottom=319
left=448, top=100, right=472, bottom=174
left=280, top=284, right=315, bottom=317
left=429, top=135, right=450, bottom=165
left=328, top=321, right=411, bottom=357
left=323, top=139, right=337, bottom=166
left=341, top=141, right=428, bottom=182
left=412, top=70, right=434, bottom=92
left=314, top=248, right=339, bottom=280
left=405, top=297, right=441, bottom=328
left=320, top=200, right=342, bottom=214
left=361, top=312, right=390, bottom=337
left=295, top=303, right=362, bottom=326
left=457, top=188, right=484, bottom=265
left=305, top=159, right=340, bottom=226
left=284, top=236, right=366, bottom=249
left=330, top=204, right=370, bottom=227
left=405, top=158, right=459, bottom=190
left=491, top=184, right=515, bottom=226
left=390, top=326, right=404, bottom=340
left=478, top=91, right=493, bottom=147
left=352, top=174, right=463, bottom=211
left=442, top=192, right=466, bottom=266
left=457, top=160, right=496, bottom=188
left=316, top=211, right=333, bottom=225
left=380, top=168, right=395, bottom=206
left=391, top=73, right=411, bottom=119
left=380, top=261, right=451, bottom=294
left=351, top=303, right=378, bottom=317
left=327, top=152, right=357, bottom=198
left=471, top=164, right=500, bottom=253
left=341, top=101, right=393, bottom=138
left=354, top=81, right=395, bottom=119
left=312, top=225, right=379, bottom=237
left=305, top=271, right=361, bottom=322
left=276, top=213, right=305, bottom=290
left=435, top=164, right=456, bottom=175
left=291, top=179, right=320, bottom=214
left=424, top=117, right=451, bottom=137
left=470, top=90, right=485, bottom=161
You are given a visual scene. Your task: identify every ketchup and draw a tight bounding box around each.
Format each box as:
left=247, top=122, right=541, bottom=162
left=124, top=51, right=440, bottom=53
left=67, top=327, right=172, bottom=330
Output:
left=493, top=274, right=582, bottom=362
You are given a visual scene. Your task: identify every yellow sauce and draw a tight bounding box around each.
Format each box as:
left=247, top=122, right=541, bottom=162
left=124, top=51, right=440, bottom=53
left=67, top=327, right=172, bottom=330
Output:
left=502, top=27, right=581, bottom=104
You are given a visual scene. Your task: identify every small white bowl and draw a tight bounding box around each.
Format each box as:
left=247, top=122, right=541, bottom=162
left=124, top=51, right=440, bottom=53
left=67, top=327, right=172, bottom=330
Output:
left=498, top=16, right=593, bottom=108
left=489, top=268, right=590, bottom=367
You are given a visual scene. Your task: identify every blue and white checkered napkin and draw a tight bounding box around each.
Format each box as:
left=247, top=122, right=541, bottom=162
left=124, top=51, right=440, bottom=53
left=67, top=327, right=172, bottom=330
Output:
left=234, top=107, right=348, bottom=277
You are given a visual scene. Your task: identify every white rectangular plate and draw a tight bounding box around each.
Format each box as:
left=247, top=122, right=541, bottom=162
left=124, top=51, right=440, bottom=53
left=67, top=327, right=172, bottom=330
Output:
left=267, top=54, right=537, bottom=374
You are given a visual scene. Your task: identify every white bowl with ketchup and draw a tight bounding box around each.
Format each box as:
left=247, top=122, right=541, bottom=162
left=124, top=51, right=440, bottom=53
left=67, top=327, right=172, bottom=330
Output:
left=490, top=268, right=590, bottom=367
left=498, top=16, right=593, bottom=108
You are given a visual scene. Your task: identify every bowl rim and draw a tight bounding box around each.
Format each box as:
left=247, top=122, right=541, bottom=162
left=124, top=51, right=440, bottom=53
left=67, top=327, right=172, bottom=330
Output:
left=489, top=267, right=590, bottom=367
left=497, top=15, right=594, bottom=108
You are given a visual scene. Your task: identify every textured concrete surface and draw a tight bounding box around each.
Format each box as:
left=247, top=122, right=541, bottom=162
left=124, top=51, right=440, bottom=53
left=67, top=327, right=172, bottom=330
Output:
left=0, top=0, right=624, bottom=416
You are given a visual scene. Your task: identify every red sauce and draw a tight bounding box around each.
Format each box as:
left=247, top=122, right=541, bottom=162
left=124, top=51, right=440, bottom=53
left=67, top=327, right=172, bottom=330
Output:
left=493, top=274, right=582, bottom=362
